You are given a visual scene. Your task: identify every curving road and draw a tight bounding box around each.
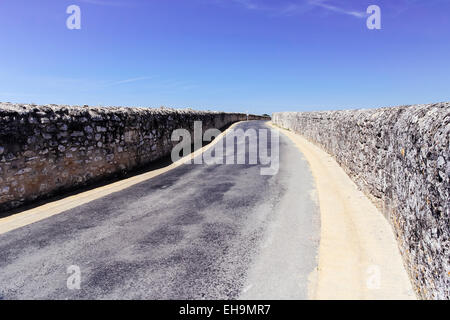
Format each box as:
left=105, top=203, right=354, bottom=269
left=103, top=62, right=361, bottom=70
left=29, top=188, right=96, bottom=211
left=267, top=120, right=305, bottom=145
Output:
left=0, top=121, right=320, bottom=300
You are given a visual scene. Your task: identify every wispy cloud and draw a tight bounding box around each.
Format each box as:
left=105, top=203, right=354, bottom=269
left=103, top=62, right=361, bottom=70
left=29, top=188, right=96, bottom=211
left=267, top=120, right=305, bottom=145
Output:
left=103, top=76, right=199, bottom=91
left=309, top=0, right=366, bottom=18
left=104, top=76, right=155, bottom=87
left=220, top=0, right=367, bottom=19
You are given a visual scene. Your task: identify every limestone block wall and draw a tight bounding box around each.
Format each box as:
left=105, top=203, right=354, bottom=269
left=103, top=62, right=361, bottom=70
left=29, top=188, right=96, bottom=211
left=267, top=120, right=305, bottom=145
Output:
left=0, top=103, right=267, bottom=212
left=273, top=103, right=449, bottom=300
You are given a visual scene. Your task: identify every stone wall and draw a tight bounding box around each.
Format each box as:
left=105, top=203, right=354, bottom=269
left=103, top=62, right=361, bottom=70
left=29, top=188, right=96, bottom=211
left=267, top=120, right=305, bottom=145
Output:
left=273, top=103, right=449, bottom=300
left=0, top=103, right=267, bottom=212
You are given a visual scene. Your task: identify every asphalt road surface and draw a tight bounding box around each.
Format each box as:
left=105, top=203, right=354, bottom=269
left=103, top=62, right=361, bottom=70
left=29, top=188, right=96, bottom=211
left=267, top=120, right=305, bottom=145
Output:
left=0, top=121, right=320, bottom=300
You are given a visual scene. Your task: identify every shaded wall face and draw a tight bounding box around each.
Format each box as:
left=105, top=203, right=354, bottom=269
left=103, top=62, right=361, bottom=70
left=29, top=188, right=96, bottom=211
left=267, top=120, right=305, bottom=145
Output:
left=0, top=103, right=268, bottom=211
left=273, top=103, right=449, bottom=300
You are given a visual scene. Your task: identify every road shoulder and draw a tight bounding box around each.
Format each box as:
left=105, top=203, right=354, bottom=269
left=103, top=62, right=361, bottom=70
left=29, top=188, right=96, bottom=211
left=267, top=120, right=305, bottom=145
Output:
left=269, top=122, right=416, bottom=300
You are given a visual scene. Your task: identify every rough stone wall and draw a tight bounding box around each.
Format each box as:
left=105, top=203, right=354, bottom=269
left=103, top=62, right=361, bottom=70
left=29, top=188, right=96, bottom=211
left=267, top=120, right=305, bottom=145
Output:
left=0, top=103, right=267, bottom=212
left=273, top=103, right=449, bottom=300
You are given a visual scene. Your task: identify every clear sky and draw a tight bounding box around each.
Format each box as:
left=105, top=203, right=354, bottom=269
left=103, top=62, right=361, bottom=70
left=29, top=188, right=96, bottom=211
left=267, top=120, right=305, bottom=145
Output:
left=0, top=0, right=449, bottom=114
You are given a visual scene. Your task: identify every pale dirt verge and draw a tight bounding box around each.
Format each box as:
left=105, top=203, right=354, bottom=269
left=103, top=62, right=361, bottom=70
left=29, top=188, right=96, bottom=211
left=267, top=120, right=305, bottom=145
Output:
left=268, top=122, right=416, bottom=300
left=0, top=122, right=243, bottom=235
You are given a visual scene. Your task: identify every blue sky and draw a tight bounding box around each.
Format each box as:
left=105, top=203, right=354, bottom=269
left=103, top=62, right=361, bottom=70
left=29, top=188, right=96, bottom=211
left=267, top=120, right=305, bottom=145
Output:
left=0, top=0, right=449, bottom=114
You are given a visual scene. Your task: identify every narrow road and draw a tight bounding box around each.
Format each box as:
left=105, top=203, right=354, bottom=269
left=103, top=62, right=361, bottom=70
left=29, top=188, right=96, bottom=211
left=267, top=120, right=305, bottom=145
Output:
left=0, top=121, right=320, bottom=300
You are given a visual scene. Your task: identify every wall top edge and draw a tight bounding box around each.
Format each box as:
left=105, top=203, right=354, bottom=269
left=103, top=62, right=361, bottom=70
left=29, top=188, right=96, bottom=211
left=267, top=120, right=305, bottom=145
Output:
left=0, top=102, right=249, bottom=117
left=272, top=102, right=450, bottom=115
